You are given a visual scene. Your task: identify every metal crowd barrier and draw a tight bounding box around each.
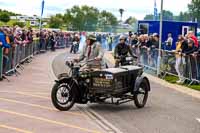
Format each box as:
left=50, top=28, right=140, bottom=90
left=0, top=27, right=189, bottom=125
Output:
left=0, top=36, right=70, bottom=81
left=0, top=47, right=3, bottom=80
left=55, top=36, right=66, bottom=49
left=0, top=39, right=40, bottom=81
left=33, top=39, right=40, bottom=55
left=133, top=46, right=200, bottom=85
left=64, top=37, right=70, bottom=48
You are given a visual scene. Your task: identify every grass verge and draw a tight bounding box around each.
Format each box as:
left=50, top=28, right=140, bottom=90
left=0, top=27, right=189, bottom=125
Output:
left=164, top=75, right=200, bottom=91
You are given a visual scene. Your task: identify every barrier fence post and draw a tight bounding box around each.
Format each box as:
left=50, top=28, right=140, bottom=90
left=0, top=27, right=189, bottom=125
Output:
left=16, top=45, right=21, bottom=67
left=195, top=54, right=199, bottom=82
left=0, top=47, right=3, bottom=80
left=30, top=41, right=33, bottom=57
left=5, top=47, right=13, bottom=74
left=198, top=54, right=200, bottom=81
left=12, top=45, right=19, bottom=75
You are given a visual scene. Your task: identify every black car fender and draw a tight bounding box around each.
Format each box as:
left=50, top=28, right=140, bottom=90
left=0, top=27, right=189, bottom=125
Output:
left=133, top=76, right=151, bottom=92
left=55, top=77, right=81, bottom=99
left=55, top=76, right=71, bottom=84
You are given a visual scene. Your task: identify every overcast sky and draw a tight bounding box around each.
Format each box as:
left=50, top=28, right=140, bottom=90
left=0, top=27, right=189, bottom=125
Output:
left=0, top=0, right=191, bottom=20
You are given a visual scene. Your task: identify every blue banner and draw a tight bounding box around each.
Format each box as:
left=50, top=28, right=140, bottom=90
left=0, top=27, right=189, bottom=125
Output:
left=41, top=0, right=45, bottom=17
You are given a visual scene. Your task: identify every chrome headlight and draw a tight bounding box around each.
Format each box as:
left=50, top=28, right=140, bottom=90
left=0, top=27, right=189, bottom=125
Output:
left=86, top=79, right=90, bottom=83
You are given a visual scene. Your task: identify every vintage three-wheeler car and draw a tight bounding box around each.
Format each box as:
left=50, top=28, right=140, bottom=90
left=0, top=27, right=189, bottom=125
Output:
left=51, top=60, right=150, bottom=111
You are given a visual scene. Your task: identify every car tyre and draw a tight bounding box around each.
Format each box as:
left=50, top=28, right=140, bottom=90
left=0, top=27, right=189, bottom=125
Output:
left=51, top=83, right=75, bottom=111
left=134, top=79, right=149, bottom=108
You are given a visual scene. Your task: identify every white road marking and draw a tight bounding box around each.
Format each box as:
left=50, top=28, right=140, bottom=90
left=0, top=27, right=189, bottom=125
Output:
left=79, top=106, right=124, bottom=133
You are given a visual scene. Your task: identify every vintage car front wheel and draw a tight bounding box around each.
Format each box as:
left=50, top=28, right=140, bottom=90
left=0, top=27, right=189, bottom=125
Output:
left=134, top=79, right=149, bottom=108
left=51, top=83, right=75, bottom=111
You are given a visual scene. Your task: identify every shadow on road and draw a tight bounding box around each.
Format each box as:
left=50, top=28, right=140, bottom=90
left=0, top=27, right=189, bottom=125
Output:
left=87, top=103, right=152, bottom=112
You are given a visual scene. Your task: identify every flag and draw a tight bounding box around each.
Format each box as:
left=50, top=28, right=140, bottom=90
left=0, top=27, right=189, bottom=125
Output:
left=41, top=0, right=45, bottom=17
left=154, top=0, right=158, bottom=20
left=40, top=0, right=45, bottom=30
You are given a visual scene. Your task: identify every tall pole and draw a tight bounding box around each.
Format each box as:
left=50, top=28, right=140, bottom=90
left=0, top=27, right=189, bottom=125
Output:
left=39, top=0, right=45, bottom=31
left=154, top=0, right=158, bottom=21
left=157, top=0, right=163, bottom=76
left=39, top=17, right=42, bottom=31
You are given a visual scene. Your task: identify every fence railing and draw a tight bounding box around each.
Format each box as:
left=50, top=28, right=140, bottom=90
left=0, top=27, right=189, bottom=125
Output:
left=0, top=36, right=75, bottom=81
left=0, top=47, right=3, bottom=80
left=133, top=46, right=200, bottom=85
left=100, top=36, right=200, bottom=85
left=0, top=39, right=40, bottom=81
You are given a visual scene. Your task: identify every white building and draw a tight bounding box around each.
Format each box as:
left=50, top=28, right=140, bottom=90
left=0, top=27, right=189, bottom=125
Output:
left=10, top=15, right=40, bottom=26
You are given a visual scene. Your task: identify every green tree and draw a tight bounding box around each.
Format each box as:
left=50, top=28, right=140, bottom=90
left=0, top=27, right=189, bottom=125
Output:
left=162, top=10, right=173, bottom=20
left=177, top=12, right=191, bottom=21
left=0, top=12, right=10, bottom=23
left=144, top=14, right=154, bottom=20
left=100, top=10, right=118, bottom=25
left=99, top=10, right=118, bottom=32
left=49, top=5, right=118, bottom=31
left=188, top=0, right=200, bottom=25
left=144, top=10, right=173, bottom=21
left=0, top=9, right=21, bottom=16
left=63, top=5, right=99, bottom=31
left=180, top=12, right=184, bottom=20
left=13, top=22, right=25, bottom=28
left=124, top=16, right=137, bottom=25
left=49, top=14, right=64, bottom=28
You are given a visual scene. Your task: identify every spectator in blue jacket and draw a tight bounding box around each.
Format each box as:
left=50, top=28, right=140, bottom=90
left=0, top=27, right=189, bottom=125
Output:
left=0, top=28, right=10, bottom=48
left=0, top=28, right=11, bottom=76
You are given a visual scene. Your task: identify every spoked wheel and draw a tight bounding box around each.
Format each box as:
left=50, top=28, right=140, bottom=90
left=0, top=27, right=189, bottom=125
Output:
left=51, top=83, right=75, bottom=111
left=134, top=79, right=149, bottom=108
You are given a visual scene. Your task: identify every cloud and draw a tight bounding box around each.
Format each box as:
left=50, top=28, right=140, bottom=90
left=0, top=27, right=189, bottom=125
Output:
left=0, top=0, right=191, bottom=20
left=0, top=1, right=15, bottom=6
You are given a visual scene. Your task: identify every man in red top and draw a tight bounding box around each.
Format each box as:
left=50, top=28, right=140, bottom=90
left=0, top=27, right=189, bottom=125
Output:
left=188, top=31, right=199, bottom=49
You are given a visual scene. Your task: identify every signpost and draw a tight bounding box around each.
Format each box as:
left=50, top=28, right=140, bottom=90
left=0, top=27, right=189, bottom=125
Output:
left=157, top=0, right=163, bottom=76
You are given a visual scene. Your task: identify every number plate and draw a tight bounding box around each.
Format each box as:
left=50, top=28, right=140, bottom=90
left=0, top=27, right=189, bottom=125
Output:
left=93, top=78, right=112, bottom=88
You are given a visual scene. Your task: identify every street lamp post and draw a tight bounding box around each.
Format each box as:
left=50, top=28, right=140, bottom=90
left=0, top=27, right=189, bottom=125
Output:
left=157, top=0, right=163, bottom=76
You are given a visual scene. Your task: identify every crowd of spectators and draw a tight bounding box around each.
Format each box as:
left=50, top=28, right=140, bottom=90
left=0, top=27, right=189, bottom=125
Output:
left=1, top=26, right=200, bottom=84
left=127, top=31, right=200, bottom=83
left=0, top=26, right=80, bottom=77
left=37, top=30, right=80, bottom=52
left=0, top=25, right=33, bottom=76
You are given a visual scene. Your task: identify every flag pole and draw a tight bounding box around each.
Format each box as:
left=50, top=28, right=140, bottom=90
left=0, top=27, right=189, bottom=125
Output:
left=154, top=0, right=158, bottom=20
left=39, top=17, right=42, bottom=31
left=39, top=0, right=45, bottom=31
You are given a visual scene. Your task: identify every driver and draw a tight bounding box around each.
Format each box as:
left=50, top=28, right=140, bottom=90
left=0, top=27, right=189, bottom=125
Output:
left=74, top=34, right=104, bottom=70
left=70, top=34, right=80, bottom=54
left=114, top=35, right=137, bottom=67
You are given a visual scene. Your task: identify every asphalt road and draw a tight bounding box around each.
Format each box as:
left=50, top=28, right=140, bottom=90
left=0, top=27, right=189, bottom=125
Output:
left=0, top=50, right=106, bottom=133
left=52, top=51, right=200, bottom=133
